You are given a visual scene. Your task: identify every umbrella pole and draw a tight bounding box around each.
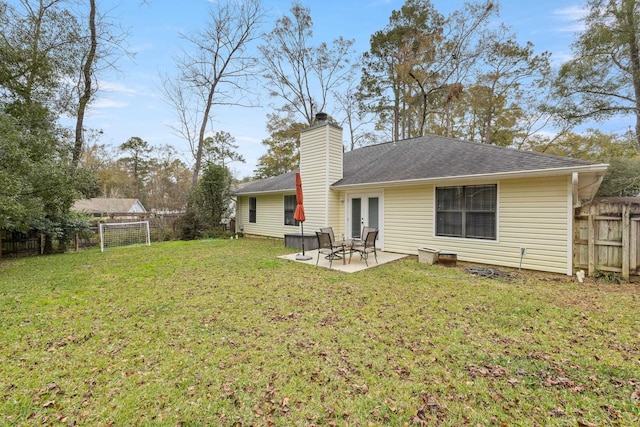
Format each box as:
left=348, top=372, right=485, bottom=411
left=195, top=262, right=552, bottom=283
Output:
left=295, top=221, right=312, bottom=261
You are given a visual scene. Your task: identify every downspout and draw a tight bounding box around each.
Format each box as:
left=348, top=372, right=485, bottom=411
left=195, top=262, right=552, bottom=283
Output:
left=568, top=173, right=578, bottom=276
left=572, top=172, right=579, bottom=208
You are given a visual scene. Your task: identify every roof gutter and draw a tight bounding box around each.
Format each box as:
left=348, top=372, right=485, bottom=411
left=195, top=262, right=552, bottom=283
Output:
left=330, top=164, right=609, bottom=191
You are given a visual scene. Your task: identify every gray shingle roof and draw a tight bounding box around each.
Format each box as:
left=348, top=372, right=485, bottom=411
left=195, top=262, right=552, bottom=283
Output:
left=234, top=170, right=297, bottom=194
left=234, top=135, right=604, bottom=194
left=72, top=198, right=146, bottom=213
left=335, top=135, right=599, bottom=187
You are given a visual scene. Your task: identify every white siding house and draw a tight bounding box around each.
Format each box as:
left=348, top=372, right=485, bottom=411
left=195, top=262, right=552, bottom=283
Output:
left=235, top=114, right=608, bottom=275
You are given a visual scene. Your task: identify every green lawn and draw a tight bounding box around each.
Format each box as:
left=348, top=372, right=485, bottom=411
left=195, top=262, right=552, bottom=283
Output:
left=1, top=238, right=638, bottom=426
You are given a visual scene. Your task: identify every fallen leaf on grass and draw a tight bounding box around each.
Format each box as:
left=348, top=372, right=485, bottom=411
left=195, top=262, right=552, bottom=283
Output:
left=352, top=383, right=369, bottom=394
left=602, top=404, right=621, bottom=419
left=542, top=376, right=574, bottom=388
left=187, top=385, right=196, bottom=397
left=466, top=363, right=508, bottom=378
left=394, top=366, right=411, bottom=377
left=413, top=392, right=447, bottom=424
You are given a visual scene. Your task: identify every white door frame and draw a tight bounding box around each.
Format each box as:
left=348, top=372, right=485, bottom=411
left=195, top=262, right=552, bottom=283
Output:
left=345, top=191, right=384, bottom=250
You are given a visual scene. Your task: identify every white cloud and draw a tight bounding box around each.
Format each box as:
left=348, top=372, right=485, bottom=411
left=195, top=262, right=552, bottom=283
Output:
left=98, top=80, right=140, bottom=95
left=92, top=98, right=129, bottom=109
left=553, top=5, right=588, bottom=33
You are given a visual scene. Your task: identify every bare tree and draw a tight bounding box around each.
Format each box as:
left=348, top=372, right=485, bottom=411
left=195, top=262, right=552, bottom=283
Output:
left=161, top=0, right=264, bottom=186
left=258, top=2, right=355, bottom=125
left=334, top=82, right=381, bottom=150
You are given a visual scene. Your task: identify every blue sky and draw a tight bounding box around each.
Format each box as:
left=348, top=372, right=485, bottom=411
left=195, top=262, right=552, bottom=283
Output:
left=82, top=0, right=593, bottom=179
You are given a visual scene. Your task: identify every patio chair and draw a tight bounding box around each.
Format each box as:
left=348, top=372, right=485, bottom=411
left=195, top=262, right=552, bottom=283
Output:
left=349, top=229, right=379, bottom=266
left=320, top=226, right=348, bottom=251
left=320, top=227, right=339, bottom=244
left=352, top=226, right=377, bottom=246
left=315, top=231, right=345, bottom=267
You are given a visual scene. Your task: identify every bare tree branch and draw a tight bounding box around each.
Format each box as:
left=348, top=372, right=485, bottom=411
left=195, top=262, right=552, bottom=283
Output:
left=161, top=0, right=264, bottom=186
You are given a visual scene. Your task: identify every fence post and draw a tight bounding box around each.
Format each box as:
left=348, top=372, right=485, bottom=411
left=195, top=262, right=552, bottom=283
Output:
left=631, top=219, right=638, bottom=273
left=622, top=203, right=630, bottom=280
left=588, top=204, right=596, bottom=276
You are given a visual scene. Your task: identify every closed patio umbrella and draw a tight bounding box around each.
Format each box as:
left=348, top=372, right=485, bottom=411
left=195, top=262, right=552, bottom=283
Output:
left=294, top=172, right=312, bottom=260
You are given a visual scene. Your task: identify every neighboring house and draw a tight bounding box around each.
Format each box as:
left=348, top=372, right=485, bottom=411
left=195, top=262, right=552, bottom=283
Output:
left=234, top=114, right=608, bottom=275
left=72, top=198, right=147, bottom=216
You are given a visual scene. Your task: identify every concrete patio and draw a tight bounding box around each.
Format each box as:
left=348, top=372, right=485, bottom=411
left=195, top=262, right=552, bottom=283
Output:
left=279, top=248, right=408, bottom=273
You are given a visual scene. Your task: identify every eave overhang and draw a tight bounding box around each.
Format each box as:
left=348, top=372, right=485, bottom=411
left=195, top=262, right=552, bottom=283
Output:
left=330, top=164, right=609, bottom=191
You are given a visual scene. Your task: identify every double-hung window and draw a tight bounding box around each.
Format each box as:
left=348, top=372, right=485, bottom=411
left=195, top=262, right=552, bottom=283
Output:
left=284, top=195, right=299, bottom=226
left=436, top=184, right=496, bottom=240
left=249, top=197, right=257, bottom=223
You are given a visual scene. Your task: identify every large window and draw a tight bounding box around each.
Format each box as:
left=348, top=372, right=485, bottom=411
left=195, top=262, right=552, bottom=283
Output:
left=436, top=184, right=496, bottom=240
left=284, top=195, right=299, bottom=226
left=249, top=197, right=257, bottom=223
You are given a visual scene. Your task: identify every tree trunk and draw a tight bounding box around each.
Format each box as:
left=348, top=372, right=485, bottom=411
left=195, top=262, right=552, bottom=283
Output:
left=393, top=103, right=399, bottom=142
left=192, top=84, right=217, bottom=187
left=482, top=108, right=494, bottom=144
left=625, top=0, right=640, bottom=151
left=72, top=0, right=97, bottom=169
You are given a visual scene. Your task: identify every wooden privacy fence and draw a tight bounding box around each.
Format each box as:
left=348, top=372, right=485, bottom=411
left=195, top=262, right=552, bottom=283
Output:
left=574, top=198, right=640, bottom=281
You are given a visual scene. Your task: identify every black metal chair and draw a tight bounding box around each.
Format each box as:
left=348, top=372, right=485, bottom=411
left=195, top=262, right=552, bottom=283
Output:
left=315, top=231, right=344, bottom=267
left=350, top=229, right=379, bottom=266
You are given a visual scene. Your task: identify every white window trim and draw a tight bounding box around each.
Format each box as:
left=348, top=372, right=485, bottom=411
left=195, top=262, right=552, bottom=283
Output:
left=432, top=182, right=500, bottom=243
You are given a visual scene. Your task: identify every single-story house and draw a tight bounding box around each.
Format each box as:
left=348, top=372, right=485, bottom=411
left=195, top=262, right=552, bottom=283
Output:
left=234, top=114, right=608, bottom=275
left=72, top=198, right=147, bottom=216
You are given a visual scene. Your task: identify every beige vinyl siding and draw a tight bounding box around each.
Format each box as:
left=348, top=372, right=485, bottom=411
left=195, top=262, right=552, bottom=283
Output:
left=326, top=127, right=344, bottom=234
left=384, top=184, right=433, bottom=253
left=236, top=124, right=344, bottom=241
left=300, top=128, right=328, bottom=231
left=236, top=194, right=299, bottom=238
left=496, top=176, right=570, bottom=273
left=382, top=175, right=571, bottom=274
left=300, top=124, right=343, bottom=234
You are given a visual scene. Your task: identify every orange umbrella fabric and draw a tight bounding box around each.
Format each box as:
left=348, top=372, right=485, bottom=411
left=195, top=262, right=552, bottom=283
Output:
left=294, top=172, right=305, bottom=223
left=293, top=172, right=311, bottom=260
